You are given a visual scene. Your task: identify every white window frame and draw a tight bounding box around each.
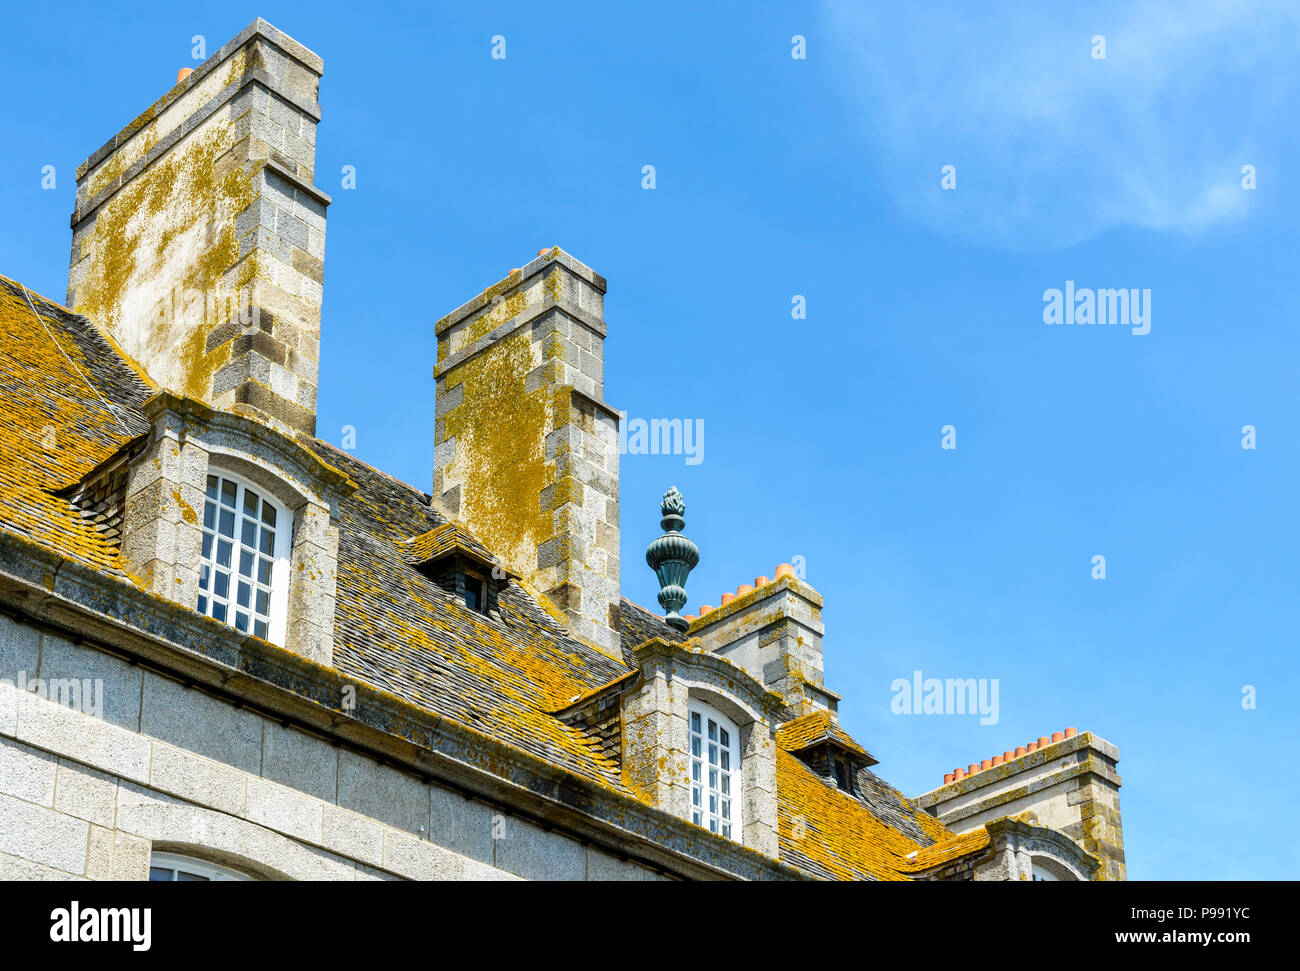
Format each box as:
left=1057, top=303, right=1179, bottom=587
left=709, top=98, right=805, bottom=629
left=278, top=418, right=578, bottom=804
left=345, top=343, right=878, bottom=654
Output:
left=688, top=700, right=742, bottom=841
left=149, top=852, right=253, bottom=882
left=197, top=469, right=292, bottom=645
left=1031, top=863, right=1061, bottom=881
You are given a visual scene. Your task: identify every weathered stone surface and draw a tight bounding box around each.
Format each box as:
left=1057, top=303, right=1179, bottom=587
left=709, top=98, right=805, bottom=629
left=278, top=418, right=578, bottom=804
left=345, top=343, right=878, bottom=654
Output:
left=321, top=804, right=384, bottom=868
left=149, top=741, right=248, bottom=816
left=261, top=722, right=337, bottom=802
left=337, top=749, right=428, bottom=835
left=16, top=689, right=150, bottom=784
left=0, top=792, right=89, bottom=875
left=141, top=672, right=263, bottom=774
left=0, top=736, right=57, bottom=806
left=54, top=759, right=118, bottom=827
left=492, top=816, right=586, bottom=880
left=246, top=776, right=323, bottom=843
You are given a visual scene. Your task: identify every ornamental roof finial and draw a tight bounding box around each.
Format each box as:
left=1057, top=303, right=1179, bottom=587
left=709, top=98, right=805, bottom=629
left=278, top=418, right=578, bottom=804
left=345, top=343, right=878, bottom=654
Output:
left=645, top=486, right=700, bottom=631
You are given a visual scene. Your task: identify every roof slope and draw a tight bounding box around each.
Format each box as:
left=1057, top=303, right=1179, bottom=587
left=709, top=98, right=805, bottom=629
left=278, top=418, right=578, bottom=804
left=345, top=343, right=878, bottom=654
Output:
left=0, top=276, right=150, bottom=572
left=302, top=440, right=638, bottom=789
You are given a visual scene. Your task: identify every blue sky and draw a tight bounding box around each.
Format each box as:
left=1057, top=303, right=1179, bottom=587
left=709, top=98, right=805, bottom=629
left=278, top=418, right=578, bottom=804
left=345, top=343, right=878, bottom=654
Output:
left=2, top=1, right=1297, bottom=878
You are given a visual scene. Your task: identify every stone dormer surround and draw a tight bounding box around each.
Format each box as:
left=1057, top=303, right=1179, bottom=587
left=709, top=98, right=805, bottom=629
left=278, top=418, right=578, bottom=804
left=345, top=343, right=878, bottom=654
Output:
left=619, top=637, right=785, bottom=858
left=906, top=815, right=1101, bottom=881
left=118, top=391, right=355, bottom=664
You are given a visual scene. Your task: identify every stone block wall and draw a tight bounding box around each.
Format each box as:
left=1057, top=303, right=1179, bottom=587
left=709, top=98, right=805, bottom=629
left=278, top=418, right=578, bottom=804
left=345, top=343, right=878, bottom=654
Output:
left=0, top=615, right=668, bottom=881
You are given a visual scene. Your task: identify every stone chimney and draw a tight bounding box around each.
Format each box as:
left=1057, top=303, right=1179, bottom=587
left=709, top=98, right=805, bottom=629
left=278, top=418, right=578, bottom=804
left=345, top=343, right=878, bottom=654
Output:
left=916, top=729, right=1126, bottom=880
left=686, top=568, right=840, bottom=719
left=433, top=248, right=621, bottom=659
left=66, top=19, right=329, bottom=435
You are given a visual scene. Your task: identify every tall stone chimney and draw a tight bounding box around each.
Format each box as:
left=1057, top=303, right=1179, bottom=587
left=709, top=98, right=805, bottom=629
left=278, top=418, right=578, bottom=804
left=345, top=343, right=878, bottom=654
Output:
left=66, top=19, right=329, bottom=435
left=433, top=249, right=621, bottom=659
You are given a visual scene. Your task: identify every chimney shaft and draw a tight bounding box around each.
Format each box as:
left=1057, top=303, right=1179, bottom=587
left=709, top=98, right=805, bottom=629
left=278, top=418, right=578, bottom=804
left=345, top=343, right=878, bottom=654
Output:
left=67, top=19, right=329, bottom=435
left=433, top=249, right=622, bottom=659
left=688, top=575, right=838, bottom=718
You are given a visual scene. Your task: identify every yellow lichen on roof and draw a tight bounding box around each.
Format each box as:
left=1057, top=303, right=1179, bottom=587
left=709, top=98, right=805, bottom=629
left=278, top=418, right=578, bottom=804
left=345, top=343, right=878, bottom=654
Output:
left=899, top=828, right=991, bottom=872
left=775, top=710, right=869, bottom=760
left=776, top=748, right=930, bottom=881
left=0, top=277, right=146, bottom=572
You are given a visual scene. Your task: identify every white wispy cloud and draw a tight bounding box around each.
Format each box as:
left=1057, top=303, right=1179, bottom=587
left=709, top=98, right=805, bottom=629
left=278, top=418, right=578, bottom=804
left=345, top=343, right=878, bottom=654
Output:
left=821, top=1, right=1300, bottom=249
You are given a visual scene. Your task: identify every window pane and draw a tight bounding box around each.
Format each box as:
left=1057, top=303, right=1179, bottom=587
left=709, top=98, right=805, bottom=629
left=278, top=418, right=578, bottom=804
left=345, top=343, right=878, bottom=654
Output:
left=708, top=744, right=717, bottom=765
left=719, top=728, right=729, bottom=747
left=237, top=581, right=251, bottom=609
left=708, top=721, right=717, bottom=741
left=721, top=751, right=729, bottom=771
left=197, top=595, right=207, bottom=613
left=243, top=490, right=259, bottom=519
left=259, top=527, right=274, bottom=555
left=205, top=475, right=218, bottom=499
left=255, top=589, right=270, bottom=615
left=149, top=867, right=174, bottom=881
left=201, top=533, right=213, bottom=560
left=220, top=479, right=237, bottom=507
left=254, top=619, right=268, bottom=639
left=218, top=509, right=235, bottom=538
left=709, top=768, right=717, bottom=788
left=241, top=518, right=257, bottom=548
left=217, top=540, right=232, bottom=569
left=239, top=549, right=254, bottom=578
left=691, top=737, right=700, bottom=757
left=177, top=870, right=209, bottom=881
left=262, top=504, right=276, bottom=528
left=721, top=775, right=729, bottom=795
left=235, top=612, right=249, bottom=633
left=213, top=571, right=229, bottom=599
left=213, top=602, right=227, bottom=622
left=691, top=712, right=700, bottom=732
left=202, top=501, right=216, bottom=530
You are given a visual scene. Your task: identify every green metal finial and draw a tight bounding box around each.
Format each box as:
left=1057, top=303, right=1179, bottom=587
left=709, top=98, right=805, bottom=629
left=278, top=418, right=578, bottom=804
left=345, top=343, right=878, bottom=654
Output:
left=645, top=486, right=700, bottom=631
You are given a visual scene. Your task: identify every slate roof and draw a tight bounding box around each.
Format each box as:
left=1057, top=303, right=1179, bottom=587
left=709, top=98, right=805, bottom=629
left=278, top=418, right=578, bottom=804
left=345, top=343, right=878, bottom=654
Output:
left=0, top=272, right=968, bottom=879
left=776, top=710, right=874, bottom=762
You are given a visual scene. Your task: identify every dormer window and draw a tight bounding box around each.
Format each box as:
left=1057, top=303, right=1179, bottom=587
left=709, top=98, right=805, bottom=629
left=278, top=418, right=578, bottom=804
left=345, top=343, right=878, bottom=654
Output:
left=833, top=756, right=855, bottom=794
left=690, top=702, right=742, bottom=840
left=458, top=570, right=487, bottom=613
left=198, top=471, right=291, bottom=643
